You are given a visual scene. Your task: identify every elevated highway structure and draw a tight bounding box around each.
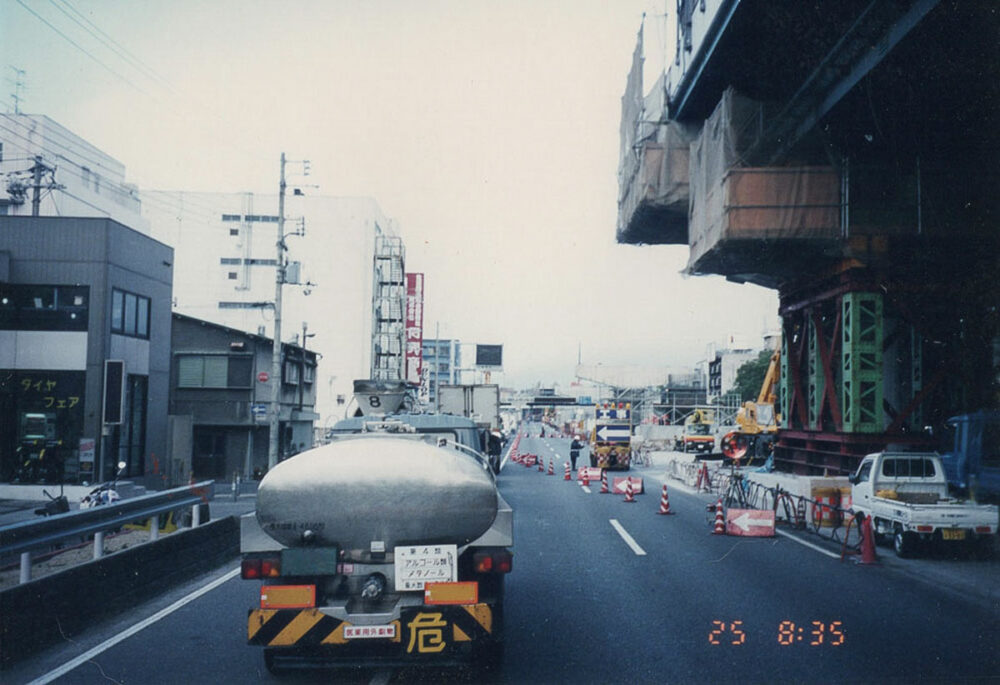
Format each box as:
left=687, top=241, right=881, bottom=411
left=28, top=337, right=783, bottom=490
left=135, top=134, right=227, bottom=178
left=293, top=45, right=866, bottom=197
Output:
left=618, top=1, right=999, bottom=474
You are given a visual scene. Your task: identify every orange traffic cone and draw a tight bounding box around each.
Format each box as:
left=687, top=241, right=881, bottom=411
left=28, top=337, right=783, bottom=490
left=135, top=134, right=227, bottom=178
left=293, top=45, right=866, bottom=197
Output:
left=538, top=457, right=545, bottom=472
left=547, top=458, right=554, bottom=475
left=624, top=478, right=637, bottom=503
left=582, top=470, right=590, bottom=487
left=600, top=470, right=609, bottom=494
left=657, top=484, right=674, bottom=515
left=859, top=514, right=879, bottom=565
left=712, top=497, right=725, bottom=534
left=564, top=462, right=571, bottom=481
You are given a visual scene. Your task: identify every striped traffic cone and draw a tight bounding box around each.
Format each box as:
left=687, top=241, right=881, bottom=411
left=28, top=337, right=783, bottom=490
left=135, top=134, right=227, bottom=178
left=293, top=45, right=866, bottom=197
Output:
left=547, top=458, right=554, bottom=476
left=538, top=456, right=545, bottom=472
left=564, top=462, right=571, bottom=481
left=657, top=484, right=675, bottom=515
left=624, top=478, right=637, bottom=503
left=712, top=497, right=725, bottom=534
left=582, top=470, right=590, bottom=487
left=600, top=470, right=609, bottom=493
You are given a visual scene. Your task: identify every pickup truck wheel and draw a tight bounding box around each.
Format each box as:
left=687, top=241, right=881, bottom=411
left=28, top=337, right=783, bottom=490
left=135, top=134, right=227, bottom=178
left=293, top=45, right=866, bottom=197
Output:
left=894, top=530, right=917, bottom=558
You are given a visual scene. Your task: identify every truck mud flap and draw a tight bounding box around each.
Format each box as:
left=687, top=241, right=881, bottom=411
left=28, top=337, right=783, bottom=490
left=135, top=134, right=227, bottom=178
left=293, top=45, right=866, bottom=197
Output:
left=249, top=605, right=493, bottom=656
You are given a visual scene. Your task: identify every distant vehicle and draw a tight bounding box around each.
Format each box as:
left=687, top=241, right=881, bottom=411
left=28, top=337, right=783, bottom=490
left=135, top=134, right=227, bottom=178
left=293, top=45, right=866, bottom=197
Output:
left=939, top=410, right=1000, bottom=503
left=675, top=409, right=715, bottom=454
left=590, top=402, right=632, bottom=470
left=849, top=451, right=997, bottom=558
left=438, top=384, right=502, bottom=473
left=721, top=346, right=780, bottom=462
left=241, top=404, right=512, bottom=674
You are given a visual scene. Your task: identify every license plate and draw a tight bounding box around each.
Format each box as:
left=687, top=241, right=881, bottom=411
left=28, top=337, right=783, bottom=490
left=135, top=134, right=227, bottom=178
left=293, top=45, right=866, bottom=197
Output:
left=941, top=529, right=966, bottom=540
left=344, top=624, right=397, bottom=640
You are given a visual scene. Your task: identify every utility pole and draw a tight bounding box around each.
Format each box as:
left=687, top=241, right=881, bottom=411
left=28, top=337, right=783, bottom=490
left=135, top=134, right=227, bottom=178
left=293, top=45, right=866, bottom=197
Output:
left=31, top=155, right=44, bottom=216
left=268, top=153, right=287, bottom=470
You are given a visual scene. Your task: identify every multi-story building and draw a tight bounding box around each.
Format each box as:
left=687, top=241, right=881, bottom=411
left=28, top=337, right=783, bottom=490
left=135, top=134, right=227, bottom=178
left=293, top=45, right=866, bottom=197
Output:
left=0, top=217, right=172, bottom=484
left=140, top=190, right=400, bottom=425
left=0, top=113, right=148, bottom=231
left=169, top=313, right=318, bottom=480
left=421, top=338, right=460, bottom=406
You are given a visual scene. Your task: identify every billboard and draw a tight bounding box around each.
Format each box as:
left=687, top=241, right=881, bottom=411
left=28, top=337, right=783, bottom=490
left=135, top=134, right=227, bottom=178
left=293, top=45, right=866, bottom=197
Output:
left=475, top=344, right=503, bottom=368
left=404, top=273, right=425, bottom=386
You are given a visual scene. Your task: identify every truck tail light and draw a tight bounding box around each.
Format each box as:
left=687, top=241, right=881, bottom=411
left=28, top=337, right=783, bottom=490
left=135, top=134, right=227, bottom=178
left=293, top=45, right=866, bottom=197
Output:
left=975, top=526, right=992, bottom=534
left=242, top=555, right=281, bottom=579
left=916, top=525, right=934, bottom=533
left=473, top=550, right=513, bottom=574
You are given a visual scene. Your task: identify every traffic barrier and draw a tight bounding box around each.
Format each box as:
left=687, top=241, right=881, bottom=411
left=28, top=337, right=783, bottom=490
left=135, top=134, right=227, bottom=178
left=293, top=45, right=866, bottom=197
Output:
left=712, top=497, right=725, bottom=534
left=600, top=470, right=609, bottom=493
left=623, top=479, right=637, bottom=503
left=564, top=462, right=571, bottom=481
left=657, top=484, right=674, bottom=515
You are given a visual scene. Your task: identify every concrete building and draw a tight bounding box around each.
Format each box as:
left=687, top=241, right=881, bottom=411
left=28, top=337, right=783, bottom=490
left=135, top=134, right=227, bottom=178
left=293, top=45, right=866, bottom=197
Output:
left=169, top=313, right=318, bottom=480
left=0, top=113, right=148, bottom=232
left=421, top=338, right=460, bottom=406
left=140, top=191, right=399, bottom=425
left=0, top=216, right=172, bottom=484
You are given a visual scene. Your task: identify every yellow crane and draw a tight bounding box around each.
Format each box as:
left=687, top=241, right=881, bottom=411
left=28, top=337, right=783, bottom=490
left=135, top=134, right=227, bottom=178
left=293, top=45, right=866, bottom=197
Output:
left=721, top=345, right=781, bottom=464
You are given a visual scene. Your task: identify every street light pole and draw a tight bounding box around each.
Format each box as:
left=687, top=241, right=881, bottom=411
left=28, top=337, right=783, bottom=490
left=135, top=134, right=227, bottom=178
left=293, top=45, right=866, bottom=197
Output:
left=268, top=153, right=287, bottom=470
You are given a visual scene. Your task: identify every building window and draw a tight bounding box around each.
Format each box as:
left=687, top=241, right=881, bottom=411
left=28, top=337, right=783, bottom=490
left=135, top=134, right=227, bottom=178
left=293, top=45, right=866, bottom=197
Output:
left=110, top=288, right=150, bottom=339
left=221, top=214, right=241, bottom=222
left=176, top=354, right=252, bottom=388
left=228, top=272, right=238, bottom=280
left=220, top=257, right=241, bottom=265
left=303, top=363, right=315, bottom=384
left=229, top=228, right=239, bottom=236
left=283, top=360, right=300, bottom=385
left=0, top=284, right=89, bottom=332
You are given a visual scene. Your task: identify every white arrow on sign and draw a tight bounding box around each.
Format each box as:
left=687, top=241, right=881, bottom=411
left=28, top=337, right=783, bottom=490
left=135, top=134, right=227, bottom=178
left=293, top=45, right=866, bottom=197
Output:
left=727, top=509, right=776, bottom=536
left=595, top=425, right=630, bottom=442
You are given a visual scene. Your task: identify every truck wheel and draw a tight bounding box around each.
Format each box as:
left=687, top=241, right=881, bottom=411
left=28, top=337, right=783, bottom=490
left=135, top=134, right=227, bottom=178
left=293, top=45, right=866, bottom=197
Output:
left=894, top=530, right=917, bottom=558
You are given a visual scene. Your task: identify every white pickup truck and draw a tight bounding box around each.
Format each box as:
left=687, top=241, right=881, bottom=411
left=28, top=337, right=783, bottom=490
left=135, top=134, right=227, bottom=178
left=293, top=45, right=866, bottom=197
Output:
left=849, top=451, right=998, bottom=558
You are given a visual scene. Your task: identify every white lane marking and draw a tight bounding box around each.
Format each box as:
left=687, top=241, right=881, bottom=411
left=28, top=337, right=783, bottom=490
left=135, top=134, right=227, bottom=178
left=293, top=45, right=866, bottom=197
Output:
left=775, top=528, right=841, bottom=559
left=580, top=485, right=592, bottom=494
left=30, top=567, right=241, bottom=685
left=609, top=519, right=646, bottom=556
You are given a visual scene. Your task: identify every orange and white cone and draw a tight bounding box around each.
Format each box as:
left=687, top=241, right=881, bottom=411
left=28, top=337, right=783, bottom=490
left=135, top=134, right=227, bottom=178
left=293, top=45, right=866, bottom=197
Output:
left=712, top=497, right=725, bottom=534
left=657, top=484, right=675, bottom=515
left=538, top=456, right=545, bottom=472
left=600, top=470, right=609, bottom=494
left=582, top=470, right=590, bottom=487
left=624, top=478, right=637, bottom=503
left=547, top=458, right=554, bottom=476
left=564, top=461, right=571, bottom=481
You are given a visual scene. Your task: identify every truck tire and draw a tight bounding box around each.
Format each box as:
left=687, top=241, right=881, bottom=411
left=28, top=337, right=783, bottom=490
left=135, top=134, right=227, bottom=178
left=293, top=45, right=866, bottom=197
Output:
left=894, top=529, right=917, bottom=558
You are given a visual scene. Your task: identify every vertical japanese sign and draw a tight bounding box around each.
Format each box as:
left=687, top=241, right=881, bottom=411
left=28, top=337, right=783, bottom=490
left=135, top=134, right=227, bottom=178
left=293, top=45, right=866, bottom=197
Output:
left=405, top=273, right=425, bottom=386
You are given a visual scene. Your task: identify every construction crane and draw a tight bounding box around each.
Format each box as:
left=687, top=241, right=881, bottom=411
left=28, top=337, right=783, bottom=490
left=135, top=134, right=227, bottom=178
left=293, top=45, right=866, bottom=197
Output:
left=720, top=345, right=781, bottom=465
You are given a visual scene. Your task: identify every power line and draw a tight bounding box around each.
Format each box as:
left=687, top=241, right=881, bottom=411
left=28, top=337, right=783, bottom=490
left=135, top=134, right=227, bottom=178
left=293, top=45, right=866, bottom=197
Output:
left=51, top=0, right=175, bottom=94
left=15, top=0, right=151, bottom=97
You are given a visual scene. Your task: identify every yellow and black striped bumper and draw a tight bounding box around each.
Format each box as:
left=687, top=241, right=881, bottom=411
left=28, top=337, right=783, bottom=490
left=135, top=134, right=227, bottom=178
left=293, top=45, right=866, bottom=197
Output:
left=248, top=605, right=493, bottom=656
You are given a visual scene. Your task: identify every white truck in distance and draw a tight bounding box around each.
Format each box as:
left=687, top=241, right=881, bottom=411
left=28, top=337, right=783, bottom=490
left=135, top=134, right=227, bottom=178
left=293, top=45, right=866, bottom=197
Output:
left=849, top=451, right=997, bottom=558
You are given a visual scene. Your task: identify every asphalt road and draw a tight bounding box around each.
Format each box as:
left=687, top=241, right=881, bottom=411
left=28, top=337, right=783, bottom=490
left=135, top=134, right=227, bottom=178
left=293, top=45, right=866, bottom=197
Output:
left=6, top=430, right=999, bottom=684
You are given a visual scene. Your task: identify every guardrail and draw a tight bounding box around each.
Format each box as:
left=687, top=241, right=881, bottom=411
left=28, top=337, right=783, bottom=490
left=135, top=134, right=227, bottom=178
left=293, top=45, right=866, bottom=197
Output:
left=0, top=480, right=214, bottom=584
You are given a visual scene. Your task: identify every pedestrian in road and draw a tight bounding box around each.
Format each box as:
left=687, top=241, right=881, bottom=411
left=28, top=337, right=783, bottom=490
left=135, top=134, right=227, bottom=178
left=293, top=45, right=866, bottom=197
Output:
left=570, top=435, right=584, bottom=471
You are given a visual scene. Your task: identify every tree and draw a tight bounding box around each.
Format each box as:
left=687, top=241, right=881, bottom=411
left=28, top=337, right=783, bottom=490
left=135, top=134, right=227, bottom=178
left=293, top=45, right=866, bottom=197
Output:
left=733, top=349, right=774, bottom=402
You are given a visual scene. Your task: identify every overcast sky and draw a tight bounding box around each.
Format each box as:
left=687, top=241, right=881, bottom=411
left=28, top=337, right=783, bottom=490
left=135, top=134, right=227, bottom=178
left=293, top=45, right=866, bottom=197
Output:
left=2, top=0, right=779, bottom=388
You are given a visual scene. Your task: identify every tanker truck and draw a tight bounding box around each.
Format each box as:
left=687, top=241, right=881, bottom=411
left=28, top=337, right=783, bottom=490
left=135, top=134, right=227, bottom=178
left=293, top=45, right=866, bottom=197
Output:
left=241, top=412, right=513, bottom=674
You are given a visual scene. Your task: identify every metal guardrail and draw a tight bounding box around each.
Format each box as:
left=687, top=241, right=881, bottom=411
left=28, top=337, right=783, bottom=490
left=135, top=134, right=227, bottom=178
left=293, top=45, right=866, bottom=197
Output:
left=0, top=480, right=214, bottom=584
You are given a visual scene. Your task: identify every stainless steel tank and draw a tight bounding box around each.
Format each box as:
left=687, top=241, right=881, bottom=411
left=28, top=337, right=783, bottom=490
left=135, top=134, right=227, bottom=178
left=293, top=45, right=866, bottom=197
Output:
left=256, top=436, right=498, bottom=555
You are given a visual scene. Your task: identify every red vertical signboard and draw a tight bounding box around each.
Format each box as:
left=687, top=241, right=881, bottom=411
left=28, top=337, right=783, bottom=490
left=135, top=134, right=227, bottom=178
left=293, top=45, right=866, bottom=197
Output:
left=405, top=273, right=425, bottom=386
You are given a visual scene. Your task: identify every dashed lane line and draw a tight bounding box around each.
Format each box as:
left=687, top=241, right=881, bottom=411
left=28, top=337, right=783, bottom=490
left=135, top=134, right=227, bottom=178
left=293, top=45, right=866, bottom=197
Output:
left=610, top=518, right=646, bottom=556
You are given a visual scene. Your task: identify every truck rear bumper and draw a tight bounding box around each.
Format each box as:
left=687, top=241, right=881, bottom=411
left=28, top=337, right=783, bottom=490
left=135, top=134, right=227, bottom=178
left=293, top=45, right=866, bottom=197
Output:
left=249, top=603, right=497, bottom=662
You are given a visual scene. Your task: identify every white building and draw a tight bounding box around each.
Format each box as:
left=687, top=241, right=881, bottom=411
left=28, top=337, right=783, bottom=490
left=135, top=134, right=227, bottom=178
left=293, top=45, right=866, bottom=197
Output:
left=140, top=190, right=399, bottom=424
left=0, top=113, right=148, bottom=231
